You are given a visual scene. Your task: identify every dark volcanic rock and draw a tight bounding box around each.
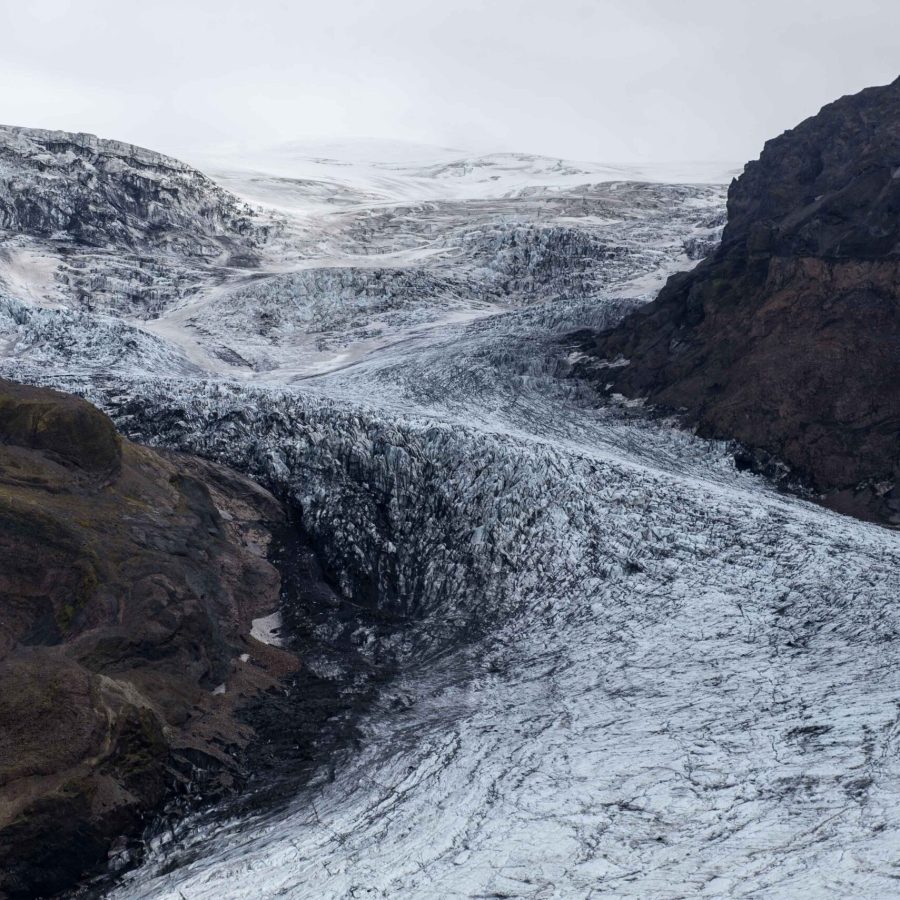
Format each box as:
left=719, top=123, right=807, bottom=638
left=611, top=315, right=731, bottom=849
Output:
left=581, top=77, right=900, bottom=525
left=0, top=380, right=300, bottom=899
left=0, top=378, right=121, bottom=474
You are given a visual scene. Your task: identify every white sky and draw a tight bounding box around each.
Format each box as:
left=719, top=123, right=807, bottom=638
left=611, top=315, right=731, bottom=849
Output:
left=1, top=0, right=898, bottom=164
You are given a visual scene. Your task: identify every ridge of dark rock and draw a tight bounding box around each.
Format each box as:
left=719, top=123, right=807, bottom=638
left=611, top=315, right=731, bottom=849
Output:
left=580, top=76, right=900, bottom=525
left=0, top=379, right=301, bottom=899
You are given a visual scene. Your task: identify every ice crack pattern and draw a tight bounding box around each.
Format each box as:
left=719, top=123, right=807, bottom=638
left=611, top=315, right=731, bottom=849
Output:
left=1, top=138, right=897, bottom=898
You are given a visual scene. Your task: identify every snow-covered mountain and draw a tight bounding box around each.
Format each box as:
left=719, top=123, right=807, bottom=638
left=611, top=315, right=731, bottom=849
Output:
left=193, top=138, right=742, bottom=207
left=1, top=125, right=898, bottom=899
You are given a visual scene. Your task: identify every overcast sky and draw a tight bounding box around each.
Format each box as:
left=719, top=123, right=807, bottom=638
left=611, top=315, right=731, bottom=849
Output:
left=2, top=0, right=898, bottom=165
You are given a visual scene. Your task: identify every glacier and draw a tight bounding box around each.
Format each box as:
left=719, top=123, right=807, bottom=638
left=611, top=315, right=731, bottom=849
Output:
left=1, top=139, right=898, bottom=899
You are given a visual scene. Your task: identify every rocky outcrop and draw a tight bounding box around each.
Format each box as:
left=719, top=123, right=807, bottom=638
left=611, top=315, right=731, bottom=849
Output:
left=580, top=77, right=900, bottom=525
left=0, top=380, right=298, bottom=899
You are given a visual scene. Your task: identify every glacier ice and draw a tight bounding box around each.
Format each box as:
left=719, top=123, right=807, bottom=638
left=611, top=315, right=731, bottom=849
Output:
left=1, top=144, right=898, bottom=899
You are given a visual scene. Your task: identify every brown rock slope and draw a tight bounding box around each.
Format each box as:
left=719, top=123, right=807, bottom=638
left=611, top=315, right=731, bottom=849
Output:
left=580, top=77, right=900, bottom=525
left=0, top=379, right=298, bottom=898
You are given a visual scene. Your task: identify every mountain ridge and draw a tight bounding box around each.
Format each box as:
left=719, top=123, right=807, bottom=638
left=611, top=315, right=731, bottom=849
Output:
left=579, top=75, right=900, bottom=525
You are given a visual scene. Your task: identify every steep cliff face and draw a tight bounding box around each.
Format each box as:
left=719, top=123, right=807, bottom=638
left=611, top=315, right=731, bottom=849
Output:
left=0, top=380, right=298, bottom=899
left=581, top=77, right=900, bottom=525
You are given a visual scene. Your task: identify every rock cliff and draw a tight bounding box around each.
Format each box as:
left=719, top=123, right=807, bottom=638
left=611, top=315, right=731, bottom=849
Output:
left=580, top=77, right=900, bottom=525
left=0, top=379, right=297, bottom=898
